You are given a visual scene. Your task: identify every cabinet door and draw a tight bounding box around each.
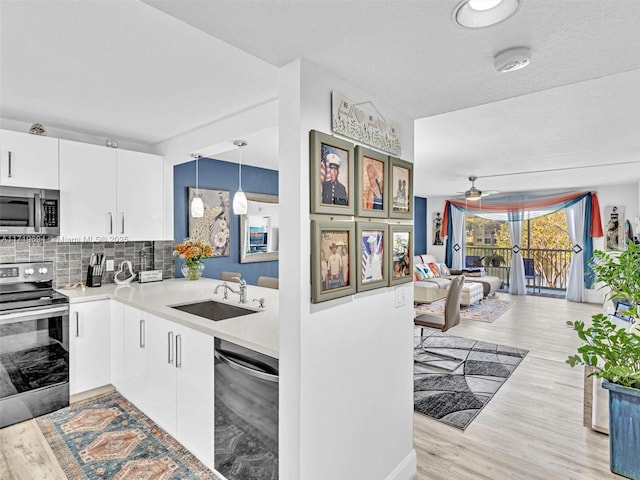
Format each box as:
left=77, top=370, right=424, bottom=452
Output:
left=176, top=326, right=214, bottom=469
left=59, top=139, right=117, bottom=240
left=69, top=300, right=111, bottom=395
left=0, top=129, right=59, bottom=189
left=116, top=149, right=164, bottom=240
left=119, top=304, right=148, bottom=410
left=143, top=313, right=177, bottom=434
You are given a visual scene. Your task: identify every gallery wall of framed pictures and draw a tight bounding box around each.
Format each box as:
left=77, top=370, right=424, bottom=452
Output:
left=310, top=129, right=414, bottom=303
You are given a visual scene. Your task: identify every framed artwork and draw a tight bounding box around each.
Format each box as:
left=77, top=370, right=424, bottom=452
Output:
left=388, top=224, right=413, bottom=286
left=356, top=222, right=388, bottom=292
left=433, top=211, right=444, bottom=245
left=355, top=146, right=388, bottom=218
left=389, top=157, right=413, bottom=219
left=604, top=205, right=624, bottom=251
left=188, top=187, right=231, bottom=256
left=311, top=220, right=356, bottom=303
left=309, top=130, right=355, bottom=215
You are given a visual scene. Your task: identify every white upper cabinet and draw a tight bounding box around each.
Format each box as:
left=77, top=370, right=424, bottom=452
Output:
left=116, top=149, right=163, bottom=240
left=59, top=140, right=117, bottom=240
left=0, top=129, right=59, bottom=189
left=59, top=139, right=163, bottom=241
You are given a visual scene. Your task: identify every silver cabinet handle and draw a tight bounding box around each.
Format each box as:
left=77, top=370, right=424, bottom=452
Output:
left=139, top=319, right=145, bottom=348
left=75, top=311, right=80, bottom=337
left=108, top=212, right=113, bottom=234
left=168, top=331, right=174, bottom=364
left=7, top=151, right=12, bottom=177
left=121, top=212, right=125, bottom=234
left=175, top=334, right=182, bottom=369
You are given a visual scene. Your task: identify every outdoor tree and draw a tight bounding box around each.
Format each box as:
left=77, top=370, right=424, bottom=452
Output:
left=494, top=211, right=572, bottom=288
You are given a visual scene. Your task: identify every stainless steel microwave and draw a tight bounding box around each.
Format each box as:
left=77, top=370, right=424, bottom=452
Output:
left=0, top=186, right=60, bottom=236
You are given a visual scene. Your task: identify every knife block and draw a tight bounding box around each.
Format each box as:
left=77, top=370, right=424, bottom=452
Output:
left=86, top=265, right=103, bottom=288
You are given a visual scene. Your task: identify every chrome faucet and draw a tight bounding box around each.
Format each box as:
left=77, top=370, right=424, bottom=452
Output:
left=214, top=277, right=248, bottom=304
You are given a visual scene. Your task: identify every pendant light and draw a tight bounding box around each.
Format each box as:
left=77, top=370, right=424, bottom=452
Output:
left=190, top=154, right=204, bottom=218
left=232, top=139, right=248, bottom=215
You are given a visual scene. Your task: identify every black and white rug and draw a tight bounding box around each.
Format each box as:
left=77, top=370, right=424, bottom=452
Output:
left=414, top=330, right=528, bottom=430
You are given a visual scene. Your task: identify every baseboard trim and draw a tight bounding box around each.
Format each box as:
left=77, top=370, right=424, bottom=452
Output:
left=385, top=449, right=417, bottom=480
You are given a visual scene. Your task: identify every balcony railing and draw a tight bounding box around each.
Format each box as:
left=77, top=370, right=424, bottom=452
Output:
left=465, top=246, right=573, bottom=292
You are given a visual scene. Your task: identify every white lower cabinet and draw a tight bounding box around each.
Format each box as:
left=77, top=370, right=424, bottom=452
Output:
left=111, top=302, right=214, bottom=470
left=69, top=301, right=111, bottom=395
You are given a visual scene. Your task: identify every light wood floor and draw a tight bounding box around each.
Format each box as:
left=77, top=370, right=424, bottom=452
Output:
left=0, top=295, right=615, bottom=479
left=414, top=293, right=616, bottom=480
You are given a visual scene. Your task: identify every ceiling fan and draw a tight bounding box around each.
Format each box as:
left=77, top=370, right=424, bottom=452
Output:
left=458, top=176, right=499, bottom=201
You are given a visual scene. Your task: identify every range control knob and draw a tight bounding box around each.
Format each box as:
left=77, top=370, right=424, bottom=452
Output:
left=39, top=267, right=48, bottom=274
left=24, top=268, right=34, bottom=275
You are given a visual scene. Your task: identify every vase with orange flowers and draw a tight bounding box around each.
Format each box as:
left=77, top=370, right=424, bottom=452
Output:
left=173, top=239, right=213, bottom=280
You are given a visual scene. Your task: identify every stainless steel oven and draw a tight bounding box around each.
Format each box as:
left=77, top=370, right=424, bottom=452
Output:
left=0, top=262, right=69, bottom=428
left=0, top=186, right=60, bottom=236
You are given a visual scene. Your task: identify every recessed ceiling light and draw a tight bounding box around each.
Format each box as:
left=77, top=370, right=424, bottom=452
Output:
left=454, top=0, right=522, bottom=28
left=494, top=46, right=532, bottom=72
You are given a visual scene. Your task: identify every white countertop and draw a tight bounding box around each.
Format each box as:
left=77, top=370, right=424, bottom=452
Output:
left=58, top=278, right=279, bottom=358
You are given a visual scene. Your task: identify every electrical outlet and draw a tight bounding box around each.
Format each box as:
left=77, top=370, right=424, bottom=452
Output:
left=106, top=259, right=115, bottom=272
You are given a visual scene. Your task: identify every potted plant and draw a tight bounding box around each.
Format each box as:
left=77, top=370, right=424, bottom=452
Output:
left=567, top=240, right=640, bottom=479
left=484, top=253, right=505, bottom=267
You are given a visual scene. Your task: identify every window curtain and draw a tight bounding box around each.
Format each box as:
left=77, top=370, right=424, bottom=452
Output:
left=442, top=191, right=604, bottom=292
left=508, top=212, right=527, bottom=295
left=450, top=205, right=466, bottom=270
left=565, top=197, right=586, bottom=302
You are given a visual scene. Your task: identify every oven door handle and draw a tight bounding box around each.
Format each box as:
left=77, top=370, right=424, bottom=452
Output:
left=0, top=306, right=69, bottom=323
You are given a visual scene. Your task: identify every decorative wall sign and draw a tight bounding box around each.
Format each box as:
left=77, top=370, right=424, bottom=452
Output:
left=332, top=91, right=401, bottom=156
left=604, top=205, right=624, bottom=251
left=188, top=187, right=231, bottom=257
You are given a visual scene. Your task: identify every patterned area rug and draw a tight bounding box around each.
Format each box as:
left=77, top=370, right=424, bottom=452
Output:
left=414, top=296, right=513, bottom=323
left=214, top=397, right=278, bottom=479
left=36, top=392, right=220, bottom=479
left=414, top=330, right=528, bottom=430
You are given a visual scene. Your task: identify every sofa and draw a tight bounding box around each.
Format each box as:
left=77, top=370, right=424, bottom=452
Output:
left=413, top=254, right=503, bottom=303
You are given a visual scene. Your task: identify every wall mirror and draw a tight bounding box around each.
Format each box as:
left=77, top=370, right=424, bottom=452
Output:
left=240, top=193, right=279, bottom=263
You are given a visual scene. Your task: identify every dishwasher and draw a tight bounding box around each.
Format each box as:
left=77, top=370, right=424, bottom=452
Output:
left=214, top=338, right=278, bottom=480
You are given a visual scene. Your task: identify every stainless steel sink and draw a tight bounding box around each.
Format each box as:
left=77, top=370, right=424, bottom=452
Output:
left=170, top=300, right=259, bottom=321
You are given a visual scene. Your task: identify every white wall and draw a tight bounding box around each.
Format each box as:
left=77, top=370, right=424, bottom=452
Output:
left=279, top=59, right=416, bottom=480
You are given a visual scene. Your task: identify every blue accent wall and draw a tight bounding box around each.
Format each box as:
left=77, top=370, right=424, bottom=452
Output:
left=414, top=196, right=427, bottom=255
left=174, top=158, right=279, bottom=284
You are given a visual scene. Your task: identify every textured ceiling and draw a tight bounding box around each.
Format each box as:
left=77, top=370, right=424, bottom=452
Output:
left=1, top=1, right=639, bottom=196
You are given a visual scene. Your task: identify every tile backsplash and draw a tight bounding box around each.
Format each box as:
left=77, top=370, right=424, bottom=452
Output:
left=0, top=238, right=175, bottom=287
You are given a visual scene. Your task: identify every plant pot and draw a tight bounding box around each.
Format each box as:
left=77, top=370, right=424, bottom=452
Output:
left=602, top=380, right=640, bottom=479
left=181, top=262, right=204, bottom=280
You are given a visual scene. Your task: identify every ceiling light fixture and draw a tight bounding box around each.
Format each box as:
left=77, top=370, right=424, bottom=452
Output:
left=232, top=139, right=248, bottom=215
left=190, top=154, right=204, bottom=218
left=454, top=0, right=521, bottom=28
left=465, top=176, right=483, bottom=201
left=494, top=46, right=532, bottom=72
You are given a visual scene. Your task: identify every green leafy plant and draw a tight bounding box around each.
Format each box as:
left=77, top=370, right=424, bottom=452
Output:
left=567, top=314, right=640, bottom=389
left=484, top=253, right=505, bottom=267
left=567, top=240, right=640, bottom=388
left=591, top=240, right=640, bottom=313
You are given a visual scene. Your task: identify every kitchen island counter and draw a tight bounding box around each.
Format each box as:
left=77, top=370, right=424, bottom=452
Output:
left=58, top=278, right=279, bottom=358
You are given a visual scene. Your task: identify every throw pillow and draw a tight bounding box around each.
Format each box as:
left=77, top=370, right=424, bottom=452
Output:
left=427, top=263, right=441, bottom=277
left=438, top=263, right=451, bottom=276
left=417, top=263, right=435, bottom=279
left=413, top=265, right=426, bottom=281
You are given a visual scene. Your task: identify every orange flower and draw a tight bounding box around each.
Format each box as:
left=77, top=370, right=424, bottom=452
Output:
left=173, top=239, right=214, bottom=265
